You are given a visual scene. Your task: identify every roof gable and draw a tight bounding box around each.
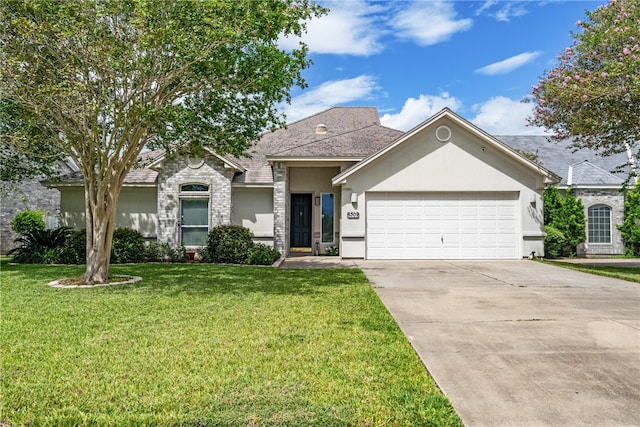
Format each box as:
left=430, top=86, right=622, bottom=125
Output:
left=147, top=147, right=244, bottom=172
left=569, top=160, right=624, bottom=186
left=333, top=108, right=560, bottom=186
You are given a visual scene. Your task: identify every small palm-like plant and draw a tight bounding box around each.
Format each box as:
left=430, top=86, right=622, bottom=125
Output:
left=10, top=227, right=73, bottom=264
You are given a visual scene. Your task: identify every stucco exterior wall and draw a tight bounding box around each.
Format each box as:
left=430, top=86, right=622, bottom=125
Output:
left=157, top=155, right=233, bottom=247
left=575, top=188, right=625, bottom=256
left=59, top=187, right=85, bottom=230
left=58, top=186, right=157, bottom=237
left=337, top=119, right=547, bottom=258
left=232, top=187, right=274, bottom=245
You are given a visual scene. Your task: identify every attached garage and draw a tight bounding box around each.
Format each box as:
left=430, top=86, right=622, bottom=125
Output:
left=366, top=192, right=519, bottom=259
left=333, top=109, right=560, bottom=260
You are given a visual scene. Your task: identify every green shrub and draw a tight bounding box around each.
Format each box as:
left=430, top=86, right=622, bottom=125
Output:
left=618, top=183, right=640, bottom=256
left=57, top=229, right=87, bottom=264
left=543, top=187, right=586, bottom=256
left=246, top=243, right=280, bottom=265
left=145, top=241, right=187, bottom=263
left=10, top=209, right=45, bottom=235
left=111, top=228, right=145, bottom=264
left=205, top=225, right=254, bottom=264
left=9, top=227, right=72, bottom=263
left=544, top=225, right=565, bottom=258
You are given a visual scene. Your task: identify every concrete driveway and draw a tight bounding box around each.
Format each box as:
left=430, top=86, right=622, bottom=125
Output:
left=356, top=260, right=640, bottom=427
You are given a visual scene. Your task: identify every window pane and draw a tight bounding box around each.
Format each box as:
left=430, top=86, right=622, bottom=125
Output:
left=321, top=193, right=334, bottom=243
left=181, top=184, right=209, bottom=192
left=588, top=205, right=611, bottom=243
left=182, top=227, right=208, bottom=246
left=182, top=199, right=208, bottom=226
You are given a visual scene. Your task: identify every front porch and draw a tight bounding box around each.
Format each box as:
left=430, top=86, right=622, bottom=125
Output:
left=272, top=163, right=353, bottom=257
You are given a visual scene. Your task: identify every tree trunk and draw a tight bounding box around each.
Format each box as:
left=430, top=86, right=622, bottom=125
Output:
left=84, top=182, right=119, bottom=284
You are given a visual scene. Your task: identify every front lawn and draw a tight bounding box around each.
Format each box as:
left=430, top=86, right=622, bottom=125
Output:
left=541, top=259, right=640, bottom=283
left=0, top=260, right=461, bottom=426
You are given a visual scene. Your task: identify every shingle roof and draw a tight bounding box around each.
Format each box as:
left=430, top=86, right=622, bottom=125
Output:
left=45, top=167, right=158, bottom=185
left=570, top=160, right=624, bottom=186
left=496, top=136, right=632, bottom=186
left=232, top=106, right=402, bottom=183
left=47, top=108, right=635, bottom=188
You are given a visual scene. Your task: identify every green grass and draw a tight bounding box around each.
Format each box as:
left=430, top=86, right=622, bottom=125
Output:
left=541, top=259, right=640, bottom=283
left=0, top=260, right=461, bottom=426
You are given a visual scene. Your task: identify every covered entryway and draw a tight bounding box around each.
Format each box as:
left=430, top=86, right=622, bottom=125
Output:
left=366, top=192, right=519, bottom=259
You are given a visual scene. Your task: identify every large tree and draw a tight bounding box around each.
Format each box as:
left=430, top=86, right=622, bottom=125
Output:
left=528, top=0, right=639, bottom=162
left=1, top=0, right=325, bottom=283
left=1, top=99, right=64, bottom=183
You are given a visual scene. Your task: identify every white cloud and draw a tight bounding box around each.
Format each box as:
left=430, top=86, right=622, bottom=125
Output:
left=278, top=1, right=385, bottom=56
left=470, top=96, right=548, bottom=135
left=475, top=51, right=543, bottom=75
left=281, top=75, right=378, bottom=123
left=380, top=93, right=462, bottom=131
left=476, top=1, right=530, bottom=22
left=391, top=1, right=472, bottom=46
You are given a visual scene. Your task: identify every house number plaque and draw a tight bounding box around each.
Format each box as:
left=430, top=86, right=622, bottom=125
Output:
left=347, top=211, right=360, bottom=219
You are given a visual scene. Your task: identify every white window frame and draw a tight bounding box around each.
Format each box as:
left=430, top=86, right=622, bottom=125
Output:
left=321, top=193, right=335, bottom=243
left=179, top=183, right=210, bottom=247
left=587, top=204, right=612, bottom=244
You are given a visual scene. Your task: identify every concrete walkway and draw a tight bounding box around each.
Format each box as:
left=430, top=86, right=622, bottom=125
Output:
left=279, top=255, right=358, bottom=269
left=356, top=260, right=640, bottom=427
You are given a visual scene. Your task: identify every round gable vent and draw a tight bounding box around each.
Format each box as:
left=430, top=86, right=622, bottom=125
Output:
left=435, top=125, right=451, bottom=142
left=187, top=157, right=204, bottom=169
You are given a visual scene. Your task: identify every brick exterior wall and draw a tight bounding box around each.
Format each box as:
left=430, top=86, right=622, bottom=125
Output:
left=0, top=178, right=61, bottom=254
left=156, top=155, right=233, bottom=247
left=575, top=188, right=625, bottom=256
left=272, top=162, right=289, bottom=255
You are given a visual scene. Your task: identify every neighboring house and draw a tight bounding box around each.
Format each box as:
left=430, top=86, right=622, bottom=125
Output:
left=45, top=107, right=567, bottom=259
left=0, top=160, right=77, bottom=254
left=498, top=136, right=633, bottom=256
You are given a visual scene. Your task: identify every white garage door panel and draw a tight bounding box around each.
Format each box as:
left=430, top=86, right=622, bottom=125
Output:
left=366, top=192, right=519, bottom=259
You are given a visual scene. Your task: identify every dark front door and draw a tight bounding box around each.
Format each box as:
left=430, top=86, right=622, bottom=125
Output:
left=290, top=193, right=312, bottom=248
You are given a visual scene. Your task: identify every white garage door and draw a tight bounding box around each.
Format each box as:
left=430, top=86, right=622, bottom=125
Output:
left=366, top=192, right=519, bottom=259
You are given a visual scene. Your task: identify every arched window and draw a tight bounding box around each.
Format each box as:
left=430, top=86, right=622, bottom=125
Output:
left=588, top=205, right=611, bottom=244
left=181, top=183, right=209, bottom=192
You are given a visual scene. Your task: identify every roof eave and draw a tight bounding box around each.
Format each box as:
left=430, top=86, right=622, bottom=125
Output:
left=266, top=156, right=364, bottom=163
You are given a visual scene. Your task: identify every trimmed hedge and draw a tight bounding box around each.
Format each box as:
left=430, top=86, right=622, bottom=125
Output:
left=204, top=225, right=254, bottom=264
left=544, top=225, right=565, bottom=259
left=111, top=227, right=145, bottom=263
left=246, top=243, right=281, bottom=265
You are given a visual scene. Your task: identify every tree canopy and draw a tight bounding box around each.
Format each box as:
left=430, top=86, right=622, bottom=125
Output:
left=528, top=0, right=639, bottom=161
left=0, top=0, right=325, bottom=283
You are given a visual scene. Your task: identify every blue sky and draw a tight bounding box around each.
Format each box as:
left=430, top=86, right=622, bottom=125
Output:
left=278, top=0, right=607, bottom=134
